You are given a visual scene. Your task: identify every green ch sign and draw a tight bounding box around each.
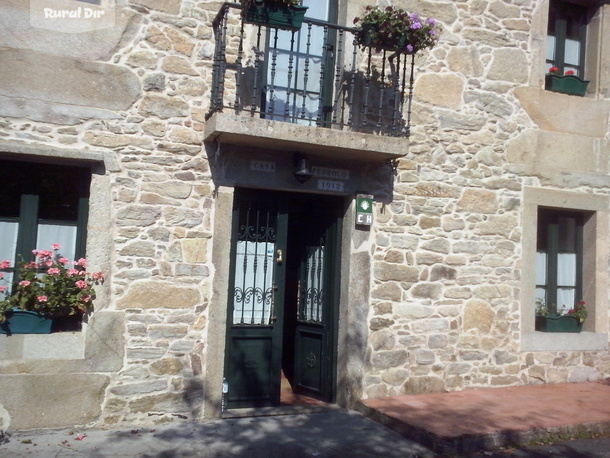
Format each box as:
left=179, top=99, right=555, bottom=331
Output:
left=355, top=194, right=373, bottom=226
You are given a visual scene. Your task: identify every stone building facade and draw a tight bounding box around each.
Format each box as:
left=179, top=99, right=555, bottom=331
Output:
left=0, top=0, right=609, bottom=431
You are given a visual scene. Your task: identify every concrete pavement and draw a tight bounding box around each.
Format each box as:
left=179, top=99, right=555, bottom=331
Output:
left=0, top=410, right=434, bottom=457
left=2, top=380, right=610, bottom=457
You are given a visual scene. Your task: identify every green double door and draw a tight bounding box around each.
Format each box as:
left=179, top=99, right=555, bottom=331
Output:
left=225, top=189, right=342, bottom=409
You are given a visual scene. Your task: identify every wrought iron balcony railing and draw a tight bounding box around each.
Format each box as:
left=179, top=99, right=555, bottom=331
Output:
left=207, top=3, right=415, bottom=138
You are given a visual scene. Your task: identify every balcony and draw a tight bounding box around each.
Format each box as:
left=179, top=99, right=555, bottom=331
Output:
left=204, top=2, right=415, bottom=163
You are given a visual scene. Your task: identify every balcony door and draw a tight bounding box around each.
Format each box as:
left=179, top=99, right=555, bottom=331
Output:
left=263, top=0, right=337, bottom=125
left=224, top=189, right=342, bottom=409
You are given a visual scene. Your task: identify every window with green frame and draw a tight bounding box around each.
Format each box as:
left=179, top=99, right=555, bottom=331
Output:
left=546, top=0, right=590, bottom=77
left=535, top=208, right=584, bottom=315
left=0, top=160, right=90, bottom=290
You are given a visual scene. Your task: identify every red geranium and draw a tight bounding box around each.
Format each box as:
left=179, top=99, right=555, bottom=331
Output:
left=567, top=301, right=588, bottom=323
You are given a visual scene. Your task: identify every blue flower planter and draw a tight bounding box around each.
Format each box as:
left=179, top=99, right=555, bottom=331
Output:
left=0, top=309, right=53, bottom=335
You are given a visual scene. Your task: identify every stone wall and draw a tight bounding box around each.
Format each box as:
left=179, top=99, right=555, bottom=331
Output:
left=0, top=0, right=609, bottom=430
left=362, top=0, right=610, bottom=398
left=0, top=0, right=220, bottom=428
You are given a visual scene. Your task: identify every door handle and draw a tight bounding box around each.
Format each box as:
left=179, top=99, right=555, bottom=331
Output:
left=270, top=283, right=278, bottom=324
left=276, top=249, right=283, bottom=264
left=296, top=279, right=301, bottom=321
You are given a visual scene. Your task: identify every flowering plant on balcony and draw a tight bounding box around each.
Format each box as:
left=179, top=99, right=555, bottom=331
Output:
left=0, top=244, right=104, bottom=322
left=353, top=6, right=441, bottom=54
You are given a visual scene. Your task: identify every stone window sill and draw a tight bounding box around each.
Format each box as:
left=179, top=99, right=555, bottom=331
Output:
left=0, top=331, right=85, bottom=360
left=521, top=331, right=607, bottom=352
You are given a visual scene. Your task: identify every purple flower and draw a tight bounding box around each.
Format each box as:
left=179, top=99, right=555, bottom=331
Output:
left=406, top=44, right=414, bottom=53
left=411, top=21, right=422, bottom=29
left=426, top=18, right=436, bottom=26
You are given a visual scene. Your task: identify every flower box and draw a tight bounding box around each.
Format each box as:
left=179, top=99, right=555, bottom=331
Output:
left=243, top=3, right=308, bottom=32
left=0, top=308, right=53, bottom=335
left=545, top=74, right=590, bottom=97
left=0, top=244, right=103, bottom=332
left=535, top=314, right=583, bottom=333
left=353, top=6, right=440, bottom=55
left=358, top=23, right=409, bottom=53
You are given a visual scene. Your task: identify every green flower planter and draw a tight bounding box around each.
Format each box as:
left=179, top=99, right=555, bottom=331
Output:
left=545, top=74, right=590, bottom=97
left=535, top=314, right=583, bottom=333
left=0, top=309, right=53, bottom=335
left=243, top=3, right=308, bottom=32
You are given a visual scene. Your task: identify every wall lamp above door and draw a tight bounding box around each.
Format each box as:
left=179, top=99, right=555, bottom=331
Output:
left=293, top=153, right=313, bottom=184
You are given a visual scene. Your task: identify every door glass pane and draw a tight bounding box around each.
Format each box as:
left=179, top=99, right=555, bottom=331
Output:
left=36, top=223, right=78, bottom=262
left=302, top=0, right=328, bottom=20
left=232, top=202, right=277, bottom=326
left=296, top=55, right=322, bottom=92
left=302, top=243, right=324, bottom=323
left=234, top=241, right=275, bottom=325
left=265, top=0, right=330, bottom=122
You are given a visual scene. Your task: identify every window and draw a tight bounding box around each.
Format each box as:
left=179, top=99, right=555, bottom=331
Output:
left=0, top=160, right=90, bottom=289
left=521, top=188, right=608, bottom=351
left=535, top=209, right=583, bottom=315
left=546, top=0, right=589, bottom=77
left=263, top=0, right=337, bottom=124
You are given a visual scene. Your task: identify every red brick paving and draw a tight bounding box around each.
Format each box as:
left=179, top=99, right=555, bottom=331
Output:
left=360, top=380, right=610, bottom=438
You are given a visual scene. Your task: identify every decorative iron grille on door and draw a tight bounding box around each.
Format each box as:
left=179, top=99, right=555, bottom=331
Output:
left=232, top=201, right=278, bottom=326
left=299, top=237, right=325, bottom=324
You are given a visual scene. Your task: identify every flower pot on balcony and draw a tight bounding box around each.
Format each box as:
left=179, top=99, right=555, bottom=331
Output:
left=535, top=314, right=583, bottom=333
left=545, top=74, right=590, bottom=96
left=0, top=308, right=53, bottom=335
left=358, top=24, right=409, bottom=53
left=353, top=6, right=440, bottom=55
left=243, top=3, right=308, bottom=32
